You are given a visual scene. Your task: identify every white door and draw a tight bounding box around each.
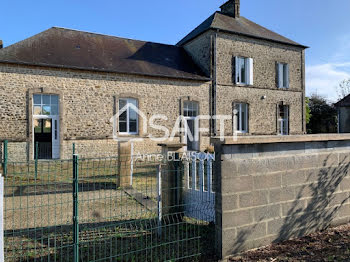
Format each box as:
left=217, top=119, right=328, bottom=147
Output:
left=52, top=116, right=60, bottom=159
left=184, top=117, right=199, bottom=151
left=33, top=94, right=60, bottom=159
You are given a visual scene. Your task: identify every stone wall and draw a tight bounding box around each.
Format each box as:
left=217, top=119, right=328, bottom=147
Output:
left=184, top=30, right=306, bottom=137
left=215, top=32, right=305, bottom=136
left=0, top=64, right=211, bottom=160
left=183, top=31, right=213, bottom=77
left=213, top=135, right=350, bottom=259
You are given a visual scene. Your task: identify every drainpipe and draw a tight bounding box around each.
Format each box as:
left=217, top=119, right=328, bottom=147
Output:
left=211, top=31, right=218, bottom=136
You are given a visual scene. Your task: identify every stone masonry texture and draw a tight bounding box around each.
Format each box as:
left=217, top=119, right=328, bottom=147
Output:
left=184, top=30, right=305, bottom=136
left=1, top=26, right=305, bottom=161
left=0, top=64, right=210, bottom=161
left=214, top=139, right=350, bottom=258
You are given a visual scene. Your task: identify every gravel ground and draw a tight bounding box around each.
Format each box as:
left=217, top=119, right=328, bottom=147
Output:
left=229, top=223, right=350, bottom=262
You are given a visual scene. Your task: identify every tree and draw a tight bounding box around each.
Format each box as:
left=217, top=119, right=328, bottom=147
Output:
left=305, top=97, right=311, bottom=125
left=336, top=79, right=350, bottom=100
left=307, top=94, right=337, bottom=134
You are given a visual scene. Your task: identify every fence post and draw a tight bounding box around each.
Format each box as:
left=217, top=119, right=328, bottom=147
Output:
left=117, top=142, right=132, bottom=188
left=73, top=154, right=79, bottom=262
left=158, top=143, right=185, bottom=215
left=130, top=142, right=134, bottom=187
left=72, top=143, right=75, bottom=155
left=2, top=140, right=8, bottom=177
left=0, top=173, right=4, bottom=262
left=34, top=142, right=38, bottom=180
left=157, top=164, right=162, bottom=237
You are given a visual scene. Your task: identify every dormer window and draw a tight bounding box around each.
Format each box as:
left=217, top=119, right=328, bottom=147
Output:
left=235, top=57, right=254, bottom=85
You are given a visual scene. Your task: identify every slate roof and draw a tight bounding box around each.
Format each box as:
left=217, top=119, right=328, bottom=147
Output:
left=0, top=27, right=210, bottom=81
left=335, top=94, right=350, bottom=107
left=177, top=12, right=307, bottom=48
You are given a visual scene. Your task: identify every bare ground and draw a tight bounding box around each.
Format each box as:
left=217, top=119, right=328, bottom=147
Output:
left=229, top=223, right=350, bottom=262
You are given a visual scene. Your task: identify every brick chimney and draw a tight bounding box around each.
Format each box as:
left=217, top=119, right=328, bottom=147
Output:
left=0, top=40, right=3, bottom=49
left=220, top=0, right=240, bottom=18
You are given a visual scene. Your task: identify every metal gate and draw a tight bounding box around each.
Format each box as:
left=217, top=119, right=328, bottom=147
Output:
left=183, top=158, right=215, bottom=222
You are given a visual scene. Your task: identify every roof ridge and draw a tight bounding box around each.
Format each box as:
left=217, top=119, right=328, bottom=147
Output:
left=51, top=26, right=179, bottom=48
left=177, top=12, right=217, bottom=46
left=177, top=11, right=307, bottom=48
left=0, top=28, right=53, bottom=50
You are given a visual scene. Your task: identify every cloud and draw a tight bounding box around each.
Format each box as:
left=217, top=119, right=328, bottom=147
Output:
left=306, top=63, right=350, bottom=102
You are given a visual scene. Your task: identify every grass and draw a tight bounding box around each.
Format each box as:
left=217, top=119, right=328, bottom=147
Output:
left=2, top=159, right=216, bottom=261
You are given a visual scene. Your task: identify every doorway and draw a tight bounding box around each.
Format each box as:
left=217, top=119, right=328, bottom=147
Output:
left=183, top=101, right=199, bottom=151
left=34, top=119, right=52, bottom=159
left=33, top=94, right=60, bottom=159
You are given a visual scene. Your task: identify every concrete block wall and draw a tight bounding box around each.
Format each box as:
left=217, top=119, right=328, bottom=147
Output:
left=213, top=136, right=350, bottom=258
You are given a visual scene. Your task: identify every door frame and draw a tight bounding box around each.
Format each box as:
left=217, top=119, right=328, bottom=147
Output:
left=29, top=90, right=62, bottom=160
left=32, top=115, right=60, bottom=159
left=183, top=116, right=200, bottom=152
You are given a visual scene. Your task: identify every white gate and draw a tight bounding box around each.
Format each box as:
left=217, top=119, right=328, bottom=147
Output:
left=184, top=158, right=215, bottom=222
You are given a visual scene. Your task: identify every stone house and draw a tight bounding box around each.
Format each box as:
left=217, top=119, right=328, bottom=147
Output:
left=336, top=94, right=350, bottom=133
left=0, top=0, right=307, bottom=161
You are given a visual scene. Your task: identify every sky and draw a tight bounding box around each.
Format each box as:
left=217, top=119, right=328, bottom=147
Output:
left=1, top=0, right=350, bottom=102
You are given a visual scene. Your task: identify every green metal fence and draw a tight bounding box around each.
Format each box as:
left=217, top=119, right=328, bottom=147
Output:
left=1, top=142, right=216, bottom=262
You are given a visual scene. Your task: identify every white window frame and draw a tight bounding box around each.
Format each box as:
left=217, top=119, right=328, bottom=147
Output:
left=32, top=94, right=60, bottom=159
left=233, top=103, right=249, bottom=133
left=32, top=94, right=59, bottom=117
left=118, top=98, right=139, bottom=135
left=277, top=63, right=289, bottom=89
left=235, top=57, right=254, bottom=86
left=183, top=101, right=199, bottom=117
left=278, top=105, right=289, bottom=135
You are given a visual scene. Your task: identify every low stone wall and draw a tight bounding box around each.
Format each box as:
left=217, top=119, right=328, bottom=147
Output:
left=6, top=142, right=28, bottom=162
left=0, top=137, right=191, bottom=162
left=213, top=135, right=350, bottom=259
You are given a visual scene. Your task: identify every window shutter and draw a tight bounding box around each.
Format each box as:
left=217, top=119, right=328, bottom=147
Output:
left=278, top=63, right=283, bottom=88
left=286, top=64, right=290, bottom=89
left=246, top=104, right=249, bottom=133
left=232, top=102, right=237, bottom=133
left=276, top=104, right=280, bottom=134
left=287, top=105, right=290, bottom=135
left=276, top=62, right=279, bottom=88
left=247, top=58, right=254, bottom=85
left=234, top=57, right=239, bottom=84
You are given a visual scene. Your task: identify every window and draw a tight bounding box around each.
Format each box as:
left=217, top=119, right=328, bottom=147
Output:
left=33, top=94, right=59, bottom=116
left=277, top=63, right=289, bottom=88
left=183, top=101, right=199, bottom=117
left=233, top=103, right=249, bottom=133
left=278, top=105, right=289, bottom=135
left=119, top=98, right=138, bottom=134
left=235, top=57, right=254, bottom=85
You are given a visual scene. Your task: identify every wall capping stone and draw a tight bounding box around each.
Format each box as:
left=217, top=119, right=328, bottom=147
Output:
left=213, top=134, right=350, bottom=145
